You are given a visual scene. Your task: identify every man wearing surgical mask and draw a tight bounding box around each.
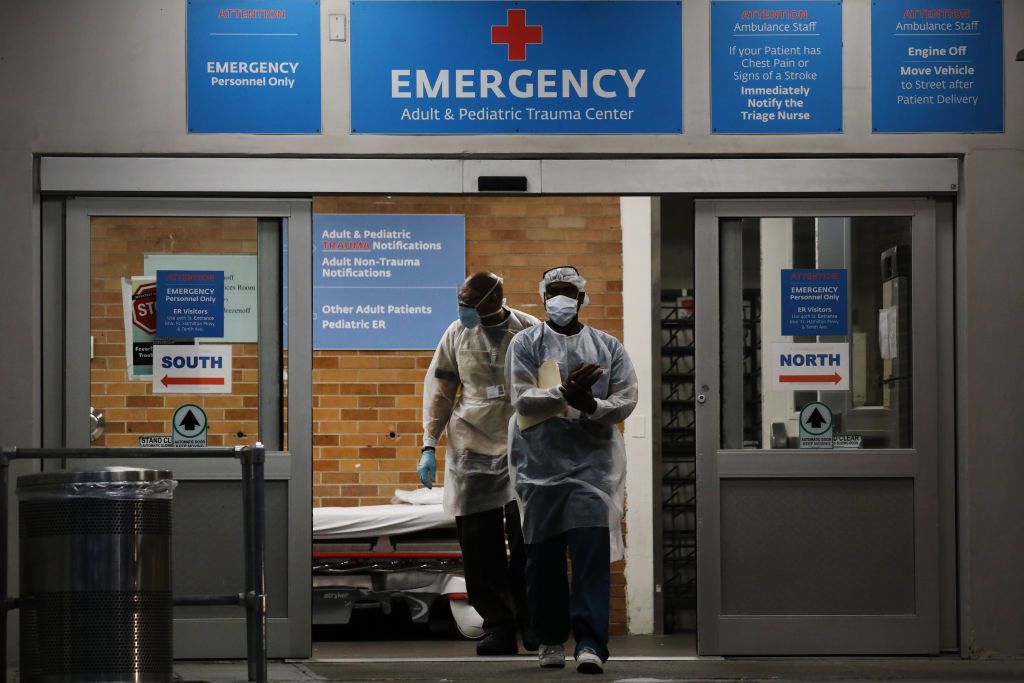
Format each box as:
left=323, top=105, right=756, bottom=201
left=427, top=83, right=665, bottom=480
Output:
left=506, top=266, right=638, bottom=675
left=419, top=272, right=540, bottom=655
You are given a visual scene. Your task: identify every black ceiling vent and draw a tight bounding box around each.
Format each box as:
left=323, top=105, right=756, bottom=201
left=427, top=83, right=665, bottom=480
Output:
left=477, top=176, right=528, bottom=192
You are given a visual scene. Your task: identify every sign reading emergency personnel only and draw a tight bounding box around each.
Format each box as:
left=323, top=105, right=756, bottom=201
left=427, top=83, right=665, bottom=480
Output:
left=152, top=344, right=233, bottom=394
left=771, top=342, right=849, bottom=391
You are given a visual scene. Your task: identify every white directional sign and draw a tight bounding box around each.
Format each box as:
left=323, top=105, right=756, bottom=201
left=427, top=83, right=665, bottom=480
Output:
left=152, top=344, right=232, bottom=394
left=771, top=342, right=849, bottom=391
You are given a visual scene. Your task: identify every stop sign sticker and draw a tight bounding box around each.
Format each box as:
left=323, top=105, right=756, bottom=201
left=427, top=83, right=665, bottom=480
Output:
left=132, top=282, right=157, bottom=334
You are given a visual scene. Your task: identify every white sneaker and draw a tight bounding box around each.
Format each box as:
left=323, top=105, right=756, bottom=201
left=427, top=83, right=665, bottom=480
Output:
left=539, top=643, right=566, bottom=668
left=575, top=647, right=603, bottom=674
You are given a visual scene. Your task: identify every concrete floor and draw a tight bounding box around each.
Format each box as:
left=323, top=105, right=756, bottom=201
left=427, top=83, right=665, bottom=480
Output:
left=164, top=635, right=1024, bottom=682
left=11, top=635, right=1024, bottom=682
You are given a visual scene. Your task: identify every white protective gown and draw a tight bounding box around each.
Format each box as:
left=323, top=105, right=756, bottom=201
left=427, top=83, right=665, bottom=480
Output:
left=422, top=308, right=540, bottom=516
left=506, top=323, right=638, bottom=560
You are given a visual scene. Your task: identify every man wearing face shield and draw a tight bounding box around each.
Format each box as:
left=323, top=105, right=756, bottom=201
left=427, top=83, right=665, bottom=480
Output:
left=419, top=272, right=541, bottom=655
left=506, top=266, right=638, bottom=675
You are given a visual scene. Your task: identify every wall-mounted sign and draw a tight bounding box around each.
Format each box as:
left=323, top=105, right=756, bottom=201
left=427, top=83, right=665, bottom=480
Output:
left=350, top=1, right=683, bottom=134
left=871, top=0, right=1003, bottom=133
left=799, top=400, right=833, bottom=449
left=710, top=0, right=843, bottom=134
left=771, top=342, right=849, bottom=390
left=187, top=0, right=322, bottom=134
left=313, top=214, right=465, bottom=349
left=153, top=344, right=233, bottom=394
left=781, top=268, right=848, bottom=336
left=146, top=255, right=257, bottom=342
left=156, top=270, right=225, bottom=339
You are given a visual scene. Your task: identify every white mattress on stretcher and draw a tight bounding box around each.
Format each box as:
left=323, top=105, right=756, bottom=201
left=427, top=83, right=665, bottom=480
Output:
left=313, top=503, right=455, bottom=540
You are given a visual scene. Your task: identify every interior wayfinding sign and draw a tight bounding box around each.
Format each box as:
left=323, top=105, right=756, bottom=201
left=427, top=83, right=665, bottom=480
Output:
left=350, top=0, right=683, bottom=134
left=771, top=342, right=849, bottom=391
left=187, top=0, right=322, bottom=134
left=153, top=345, right=233, bottom=394
left=313, top=214, right=465, bottom=349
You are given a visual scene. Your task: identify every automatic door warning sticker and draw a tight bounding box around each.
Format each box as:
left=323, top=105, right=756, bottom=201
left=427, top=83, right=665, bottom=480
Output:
left=172, top=403, right=208, bottom=447
left=799, top=401, right=833, bottom=450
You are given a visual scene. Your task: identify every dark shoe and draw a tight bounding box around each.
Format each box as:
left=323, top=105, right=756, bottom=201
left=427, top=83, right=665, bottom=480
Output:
left=521, top=625, right=540, bottom=652
left=476, top=630, right=518, bottom=656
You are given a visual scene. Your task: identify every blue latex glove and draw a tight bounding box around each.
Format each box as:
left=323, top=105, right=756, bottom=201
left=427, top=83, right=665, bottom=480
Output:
left=418, top=448, right=437, bottom=489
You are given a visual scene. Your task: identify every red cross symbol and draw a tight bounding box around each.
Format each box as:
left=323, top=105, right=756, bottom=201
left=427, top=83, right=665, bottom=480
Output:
left=491, top=9, right=543, bottom=61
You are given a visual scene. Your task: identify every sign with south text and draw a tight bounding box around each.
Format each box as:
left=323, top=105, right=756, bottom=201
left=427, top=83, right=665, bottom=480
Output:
left=771, top=342, right=849, bottom=390
left=153, top=345, right=233, bottom=394
left=711, top=0, right=843, bottom=134
left=313, top=214, right=465, bottom=349
left=871, top=0, right=1003, bottom=133
left=350, top=1, right=683, bottom=134
left=187, top=0, right=322, bottom=134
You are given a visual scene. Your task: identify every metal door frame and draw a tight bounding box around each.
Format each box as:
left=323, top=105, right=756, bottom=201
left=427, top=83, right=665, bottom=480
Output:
left=46, top=198, right=312, bottom=658
left=694, top=198, right=942, bottom=655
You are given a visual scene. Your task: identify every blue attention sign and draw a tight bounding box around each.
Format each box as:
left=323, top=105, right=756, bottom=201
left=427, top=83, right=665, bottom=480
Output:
left=156, top=270, right=225, bottom=338
left=313, top=215, right=466, bottom=349
left=781, top=269, right=848, bottom=336
left=187, top=0, right=322, bottom=134
left=350, top=0, right=683, bottom=134
left=871, top=0, right=1003, bottom=133
left=711, top=1, right=843, bottom=134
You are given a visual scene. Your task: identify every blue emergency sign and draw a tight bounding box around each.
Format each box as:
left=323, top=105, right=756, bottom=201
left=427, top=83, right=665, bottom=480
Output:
left=350, top=0, right=683, bottom=134
left=781, top=268, right=847, bottom=336
left=871, top=0, right=1003, bottom=133
left=710, top=0, right=843, bottom=134
left=156, top=270, right=225, bottom=338
left=187, top=0, right=322, bottom=134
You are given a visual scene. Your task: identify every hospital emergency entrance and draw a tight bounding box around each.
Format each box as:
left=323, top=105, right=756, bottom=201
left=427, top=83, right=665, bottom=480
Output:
left=37, top=156, right=958, bottom=658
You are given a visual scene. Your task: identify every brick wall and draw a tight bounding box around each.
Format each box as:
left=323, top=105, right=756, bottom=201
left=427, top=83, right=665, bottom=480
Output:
left=90, top=216, right=259, bottom=447
left=312, top=195, right=627, bottom=632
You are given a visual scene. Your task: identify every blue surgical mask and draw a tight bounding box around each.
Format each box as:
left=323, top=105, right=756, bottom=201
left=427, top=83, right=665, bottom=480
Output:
left=545, top=295, right=579, bottom=327
left=458, top=306, right=482, bottom=329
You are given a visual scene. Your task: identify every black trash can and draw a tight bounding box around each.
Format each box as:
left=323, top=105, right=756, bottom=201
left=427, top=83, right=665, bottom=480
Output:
left=17, top=469, right=176, bottom=683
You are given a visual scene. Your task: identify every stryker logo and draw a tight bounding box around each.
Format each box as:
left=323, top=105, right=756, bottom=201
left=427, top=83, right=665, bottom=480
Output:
left=391, top=69, right=646, bottom=99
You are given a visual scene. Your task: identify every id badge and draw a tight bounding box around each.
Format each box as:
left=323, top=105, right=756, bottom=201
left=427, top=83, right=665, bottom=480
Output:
left=485, top=384, right=506, bottom=399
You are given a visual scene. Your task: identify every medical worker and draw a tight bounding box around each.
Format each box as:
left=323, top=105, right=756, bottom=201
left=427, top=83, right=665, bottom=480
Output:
left=418, top=272, right=541, bottom=655
left=506, top=266, right=638, bottom=675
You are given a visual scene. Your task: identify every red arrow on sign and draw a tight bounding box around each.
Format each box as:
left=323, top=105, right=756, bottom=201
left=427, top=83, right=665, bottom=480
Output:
left=160, top=376, right=225, bottom=387
left=779, top=373, right=843, bottom=384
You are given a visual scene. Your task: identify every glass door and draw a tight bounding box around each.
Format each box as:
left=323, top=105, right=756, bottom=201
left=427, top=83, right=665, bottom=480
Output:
left=56, top=199, right=312, bottom=658
left=695, top=199, right=941, bottom=655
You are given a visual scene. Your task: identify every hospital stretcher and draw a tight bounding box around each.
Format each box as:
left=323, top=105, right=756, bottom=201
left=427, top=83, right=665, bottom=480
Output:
left=312, top=502, right=483, bottom=638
